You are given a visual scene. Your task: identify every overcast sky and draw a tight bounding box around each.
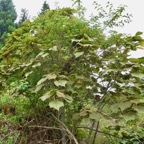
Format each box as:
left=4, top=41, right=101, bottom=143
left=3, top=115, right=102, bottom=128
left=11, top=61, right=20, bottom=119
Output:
left=12, top=0, right=144, bottom=58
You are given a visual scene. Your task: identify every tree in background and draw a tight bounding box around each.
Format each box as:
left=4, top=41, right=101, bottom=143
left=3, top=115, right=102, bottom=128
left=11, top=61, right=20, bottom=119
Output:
left=39, top=1, right=50, bottom=15
left=0, top=0, right=17, bottom=47
left=18, top=8, right=29, bottom=25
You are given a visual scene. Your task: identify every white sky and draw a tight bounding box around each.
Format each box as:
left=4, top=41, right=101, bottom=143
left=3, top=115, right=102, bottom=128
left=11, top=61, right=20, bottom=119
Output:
left=12, top=0, right=144, bottom=58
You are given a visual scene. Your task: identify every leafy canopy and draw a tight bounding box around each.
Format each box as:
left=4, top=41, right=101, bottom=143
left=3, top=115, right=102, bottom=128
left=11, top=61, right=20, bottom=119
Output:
left=0, top=4, right=144, bottom=143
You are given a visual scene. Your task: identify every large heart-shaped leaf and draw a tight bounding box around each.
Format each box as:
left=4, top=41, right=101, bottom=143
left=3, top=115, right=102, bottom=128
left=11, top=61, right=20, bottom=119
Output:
left=118, top=101, right=131, bottom=111
left=89, top=112, right=103, bottom=120
left=46, top=73, right=57, bottom=80
left=49, top=100, right=64, bottom=111
left=40, top=91, right=52, bottom=101
left=54, top=80, right=67, bottom=87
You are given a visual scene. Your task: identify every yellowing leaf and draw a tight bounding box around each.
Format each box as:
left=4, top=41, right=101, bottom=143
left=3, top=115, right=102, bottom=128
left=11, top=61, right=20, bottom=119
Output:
left=35, top=84, right=44, bottom=92
left=78, top=43, right=93, bottom=47
left=54, top=80, right=67, bottom=87
left=56, top=91, right=66, bottom=98
left=49, top=100, right=64, bottom=111
left=46, top=73, right=57, bottom=80
left=49, top=46, right=58, bottom=51
left=32, top=62, right=41, bottom=68
left=36, top=77, right=48, bottom=86
left=25, top=71, right=33, bottom=78
left=71, top=39, right=82, bottom=43
left=84, top=33, right=94, bottom=42
left=65, top=95, right=73, bottom=103
left=36, top=73, right=56, bottom=86
left=40, top=91, right=52, bottom=101
left=36, top=51, right=45, bottom=58
left=140, top=40, right=144, bottom=47
left=74, top=52, right=84, bottom=58
left=42, top=53, right=48, bottom=58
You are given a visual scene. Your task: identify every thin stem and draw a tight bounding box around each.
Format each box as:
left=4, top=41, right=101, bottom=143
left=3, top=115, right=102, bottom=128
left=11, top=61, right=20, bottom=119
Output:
left=77, top=127, right=121, bottom=139
left=85, top=79, right=112, bottom=144
left=92, top=121, right=100, bottom=144
left=85, top=120, right=96, bottom=144
left=52, top=114, right=79, bottom=144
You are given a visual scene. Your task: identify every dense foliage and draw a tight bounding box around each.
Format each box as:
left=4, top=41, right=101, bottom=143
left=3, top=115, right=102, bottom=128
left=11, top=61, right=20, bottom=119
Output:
left=0, top=0, right=17, bottom=47
left=0, top=1, right=144, bottom=144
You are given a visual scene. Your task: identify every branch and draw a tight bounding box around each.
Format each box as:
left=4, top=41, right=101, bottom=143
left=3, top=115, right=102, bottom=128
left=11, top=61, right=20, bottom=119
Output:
left=77, top=126, right=121, bottom=139
left=21, top=125, right=66, bottom=131
left=52, top=114, right=79, bottom=144
left=92, top=121, right=100, bottom=144
left=85, top=120, right=95, bottom=144
left=86, top=71, right=121, bottom=143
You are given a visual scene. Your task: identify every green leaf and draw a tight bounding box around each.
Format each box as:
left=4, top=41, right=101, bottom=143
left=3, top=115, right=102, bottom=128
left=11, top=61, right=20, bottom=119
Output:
left=130, top=99, right=140, bottom=105
left=54, top=80, right=67, bottom=87
left=84, top=33, right=94, bottom=42
left=118, top=101, right=131, bottom=111
left=110, top=104, right=119, bottom=113
left=122, top=111, right=137, bottom=122
left=131, top=73, right=144, bottom=79
left=49, top=100, right=64, bottom=111
left=74, top=52, right=84, bottom=58
left=105, top=69, right=115, bottom=72
left=40, top=91, right=52, bottom=101
left=133, top=105, right=144, bottom=114
left=75, top=75, right=90, bottom=81
left=72, top=113, right=80, bottom=120
left=136, top=31, right=143, bottom=36
left=133, top=35, right=143, bottom=41
left=80, top=110, right=88, bottom=117
left=89, top=112, right=103, bottom=120
left=81, top=118, right=91, bottom=125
